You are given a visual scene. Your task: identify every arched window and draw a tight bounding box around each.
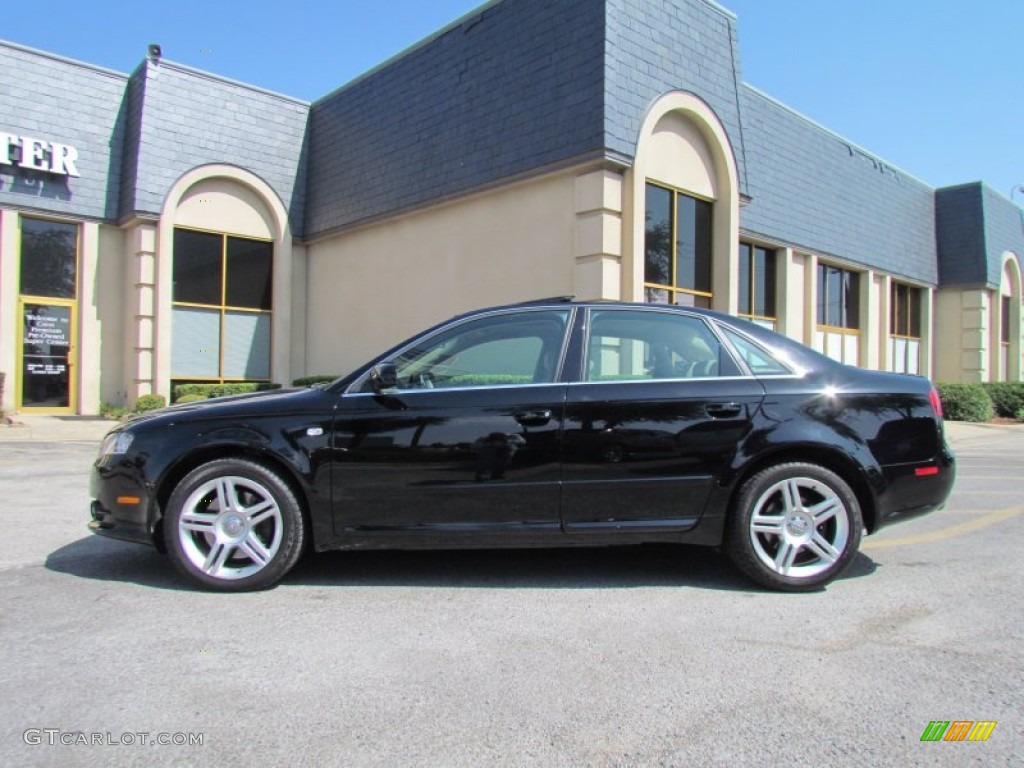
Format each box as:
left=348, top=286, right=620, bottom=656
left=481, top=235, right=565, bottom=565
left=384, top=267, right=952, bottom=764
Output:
left=643, top=182, right=713, bottom=307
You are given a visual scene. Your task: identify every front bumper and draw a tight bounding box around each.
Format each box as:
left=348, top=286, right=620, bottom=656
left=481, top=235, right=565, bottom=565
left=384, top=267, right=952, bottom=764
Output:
left=89, top=461, right=160, bottom=548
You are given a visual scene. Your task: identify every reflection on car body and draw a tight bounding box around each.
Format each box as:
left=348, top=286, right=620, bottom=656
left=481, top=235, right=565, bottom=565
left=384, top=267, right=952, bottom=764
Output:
left=90, top=299, right=955, bottom=592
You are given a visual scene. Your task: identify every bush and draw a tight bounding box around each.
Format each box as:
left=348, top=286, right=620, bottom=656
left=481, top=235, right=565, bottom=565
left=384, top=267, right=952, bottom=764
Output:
left=174, top=393, right=208, bottom=404
left=981, top=382, right=1024, bottom=418
left=935, top=382, right=994, bottom=422
left=135, top=394, right=167, bottom=413
left=292, top=375, right=339, bottom=387
left=1017, top=406, right=1024, bottom=423
left=99, top=402, right=130, bottom=420
left=172, top=382, right=281, bottom=402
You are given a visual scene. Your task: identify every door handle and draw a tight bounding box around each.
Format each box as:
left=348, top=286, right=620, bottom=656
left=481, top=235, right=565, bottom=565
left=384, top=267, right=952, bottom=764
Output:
left=514, top=409, right=552, bottom=426
left=705, top=402, right=742, bottom=419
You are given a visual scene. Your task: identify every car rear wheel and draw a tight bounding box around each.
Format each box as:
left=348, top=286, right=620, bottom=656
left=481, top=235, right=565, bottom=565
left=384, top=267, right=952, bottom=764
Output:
left=725, top=462, right=862, bottom=591
left=165, top=459, right=306, bottom=591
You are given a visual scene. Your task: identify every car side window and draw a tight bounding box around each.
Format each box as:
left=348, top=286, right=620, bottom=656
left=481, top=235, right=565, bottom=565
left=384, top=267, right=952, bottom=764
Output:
left=719, top=327, right=794, bottom=375
left=586, top=309, right=741, bottom=382
left=382, top=309, right=570, bottom=390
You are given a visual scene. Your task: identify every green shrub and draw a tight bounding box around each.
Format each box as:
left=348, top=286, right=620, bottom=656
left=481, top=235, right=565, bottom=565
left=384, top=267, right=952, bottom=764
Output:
left=981, top=382, right=1024, bottom=418
left=1016, top=406, right=1024, bottom=423
left=292, top=375, right=339, bottom=387
left=99, top=402, right=130, bottom=420
left=935, top=382, right=994, bottom=422
left=174, top=393, right=208, bottom=404
left=135, top=394, right=167, bottom=413
left=172, top=382, right=281, bottom=401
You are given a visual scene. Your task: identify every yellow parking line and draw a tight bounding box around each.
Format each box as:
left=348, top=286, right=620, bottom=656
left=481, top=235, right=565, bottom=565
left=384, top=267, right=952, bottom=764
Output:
left=951, top=489, right=1020, bottom=494
left=864, top=505, right=1024, bottom=549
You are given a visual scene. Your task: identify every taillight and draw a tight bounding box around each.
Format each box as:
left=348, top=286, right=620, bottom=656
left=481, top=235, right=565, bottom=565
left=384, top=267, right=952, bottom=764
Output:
left=928, top=386, right=943, bottom=418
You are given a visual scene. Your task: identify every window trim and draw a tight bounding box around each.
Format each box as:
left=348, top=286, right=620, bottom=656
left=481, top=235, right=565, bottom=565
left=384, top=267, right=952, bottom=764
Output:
left=816, top=262, right=861, bottom=331
left=1001, top=295, right=1012, bottom=346
left=890, top=281, right=922, bottom=341
left=171, top=225, right=274, bottom=383
left=737, top=242, right=777, bottom=325
left=643, top=181, right=714, bottom=307
left=18, top=215, right=81, bottom=301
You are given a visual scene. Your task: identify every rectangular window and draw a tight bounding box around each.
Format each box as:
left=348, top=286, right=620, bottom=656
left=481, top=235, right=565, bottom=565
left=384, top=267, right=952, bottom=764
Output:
left=889, top=282, right=922, bottom=374
left=738, top=242, right=777, bottom=328
left=171, top=227, right=273, bottom=384
left=815, top=262, right=860, bottom=365
left=20, top=217, right=78, bottom=299
left=644, top=182, right=713, bottom=307
left=1002, top=296, right=1011, bottom=344
left=817, top=263, right=859, bottom=329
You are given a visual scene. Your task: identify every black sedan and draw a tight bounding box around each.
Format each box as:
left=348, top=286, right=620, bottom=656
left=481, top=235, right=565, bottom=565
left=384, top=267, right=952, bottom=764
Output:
left=90, top=299, right=955, bottom=592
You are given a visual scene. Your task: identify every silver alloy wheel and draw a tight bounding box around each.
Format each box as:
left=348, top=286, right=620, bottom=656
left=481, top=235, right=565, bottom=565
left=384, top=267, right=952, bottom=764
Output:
left=747, top=476, right=850, bottom=579
left=176, top=475, right=284, bottom=581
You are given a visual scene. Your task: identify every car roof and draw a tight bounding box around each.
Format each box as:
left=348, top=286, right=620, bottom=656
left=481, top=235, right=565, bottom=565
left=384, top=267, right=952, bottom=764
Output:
left=471, top=296, right=729, bottom=321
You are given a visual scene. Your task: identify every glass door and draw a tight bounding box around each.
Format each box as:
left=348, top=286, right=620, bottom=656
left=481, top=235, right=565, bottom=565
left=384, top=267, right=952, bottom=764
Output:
left=16, top=217, right=79, bottom=413
left=18, top=299, right=76, bottom=412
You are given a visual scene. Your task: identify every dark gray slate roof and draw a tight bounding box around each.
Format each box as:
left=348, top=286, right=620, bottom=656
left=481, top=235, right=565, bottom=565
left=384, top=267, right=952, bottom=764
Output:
left=739, top=85, right=938, bottom=284
left=0, top=42, right=128, bottom=221
left=936, top=183, right=1024, bottom=288
left=123, top=60, right=309, bottom=236
left=604, top=0, right=747, bottom=189
left=305, top=0, right=606, bottom=237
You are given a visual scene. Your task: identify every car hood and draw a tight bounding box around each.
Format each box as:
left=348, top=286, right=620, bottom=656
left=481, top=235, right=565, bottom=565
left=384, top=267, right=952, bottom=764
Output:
left=126, top=386, right=331, bottom=427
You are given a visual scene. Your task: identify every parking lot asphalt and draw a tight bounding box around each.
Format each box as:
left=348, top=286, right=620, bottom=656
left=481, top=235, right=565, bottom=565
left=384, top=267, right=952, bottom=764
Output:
left=0, top=418, right=1020, bottom=767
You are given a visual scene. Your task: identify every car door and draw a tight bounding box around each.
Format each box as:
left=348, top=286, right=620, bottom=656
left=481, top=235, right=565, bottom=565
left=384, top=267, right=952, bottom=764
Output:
left=560, top=307, right=764, bottom=532
left=331, top=308, right=572, bottom=535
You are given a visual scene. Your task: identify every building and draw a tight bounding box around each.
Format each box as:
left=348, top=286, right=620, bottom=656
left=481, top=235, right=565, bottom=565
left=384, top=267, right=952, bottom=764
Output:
left=1, top=0, right=1021, bottom=415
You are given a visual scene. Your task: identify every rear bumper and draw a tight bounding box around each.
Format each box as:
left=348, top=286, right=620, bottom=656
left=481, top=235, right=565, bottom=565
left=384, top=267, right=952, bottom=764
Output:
left=874, top=445, right=956, bottom=530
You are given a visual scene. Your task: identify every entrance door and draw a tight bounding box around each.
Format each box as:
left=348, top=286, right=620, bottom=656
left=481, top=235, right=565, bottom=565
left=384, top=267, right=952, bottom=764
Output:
left=16, top=216, right=80, bottom=414
left=18, top=299, right=76, bottom=412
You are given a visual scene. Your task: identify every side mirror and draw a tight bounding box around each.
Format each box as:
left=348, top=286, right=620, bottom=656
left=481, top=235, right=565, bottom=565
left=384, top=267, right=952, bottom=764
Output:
left=370, top=362, right=398, bottom=391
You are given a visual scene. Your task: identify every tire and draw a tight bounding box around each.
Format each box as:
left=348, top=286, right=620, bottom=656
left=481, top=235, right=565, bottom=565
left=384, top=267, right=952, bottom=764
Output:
left=164, top=458, right=306, bottom=591
left=725, top=462, right=863, bottom=592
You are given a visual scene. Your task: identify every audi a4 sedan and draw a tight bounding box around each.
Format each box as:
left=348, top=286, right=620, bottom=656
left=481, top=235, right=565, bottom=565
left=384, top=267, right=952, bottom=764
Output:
left=90, top=299, right=955, bottom=592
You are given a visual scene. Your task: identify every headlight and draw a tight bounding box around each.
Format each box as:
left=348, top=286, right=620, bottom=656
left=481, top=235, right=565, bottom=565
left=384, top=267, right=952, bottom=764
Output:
left=99, top=431, right=134, bottom=457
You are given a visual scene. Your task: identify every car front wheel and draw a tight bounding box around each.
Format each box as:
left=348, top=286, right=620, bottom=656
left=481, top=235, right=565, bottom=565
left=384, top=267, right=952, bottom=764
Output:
left=725, top=462, right=863, bottom=592
left=165, top=458, right=306, bottom=591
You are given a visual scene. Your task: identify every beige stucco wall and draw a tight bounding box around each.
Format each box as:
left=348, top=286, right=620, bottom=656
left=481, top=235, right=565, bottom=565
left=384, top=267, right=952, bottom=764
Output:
left=175, top=178, right=274, bottom=239
left=303, top=170, right=581, bottom=378
left=934, top=288, right=990, bottom=382
left=93, top=224, right=126, bottom=409
left=0, top=208, right=18, bottom=414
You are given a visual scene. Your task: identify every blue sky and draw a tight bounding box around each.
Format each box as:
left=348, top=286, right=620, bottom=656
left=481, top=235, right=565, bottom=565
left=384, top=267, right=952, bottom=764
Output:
left=4, top=0, right=1021, bottom=201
